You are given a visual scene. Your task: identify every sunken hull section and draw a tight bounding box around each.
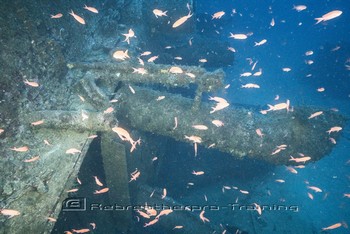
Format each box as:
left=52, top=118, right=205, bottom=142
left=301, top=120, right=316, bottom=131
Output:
left=116, top=86, right=346, bottom=165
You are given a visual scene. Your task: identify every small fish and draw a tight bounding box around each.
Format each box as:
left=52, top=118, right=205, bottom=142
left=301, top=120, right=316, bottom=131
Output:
left=307, top=186, right=322, bottom=193
left=103, top=107, right=114, bottom=114
left=212, top=120, right=224, bottom=127
left=308, top=111, right=323, bottom=119
left=256, top=128, right=264, bottom=137
left=185, top=72, right=196, bottom=78
left=199, top=211, right=210, bottom=223
left=24, top=79, right=39, bottom=87
left=212, top=11, right=225, bottom=19
left=254, top=39, right=267, bottom=46
left=47, top=217, right=57, bottom=222
left=147, top=55, right=158, bottom=63
left=67, top=188, right=79, bottom=193
left=129, top=85, right=135, bottom=94
left=282, top=67, right=291, bottom=72
left=51, top=13, right=63, bottom=19
left=199, top=58, right=207, bottom=63
left=327, top=126, right=342, bottom=134
left=93, top=176, right=104, bottom=186
left=293, top=5, right=307, bottom=12
left=227, top=47, right=236, bottom=52
left=174, top=56, right=182, bottom=60
left=1, top=209, right=20, bottom=218
left=0, top=129, right=4, bottom=134
left=71, top=229, right=90, bottom=233
left=229, top=33, right=247, bottom=39
left=153, top=9, right=167, bottom=18
left=87, top=135, right=98, bottom=139
left=69, top=10, right=85, bottom=25
left=307, top=192, right=314, bottom=200
left=329, top=137, right=336, bottom=144
left=286, top=166, right=298, bottom=174
left=192, top=125, right=208, bottom=130
left=44, top=139, right=51, bottom=145
left=315, top=10, right=342, bottom=24
left=240, top=72, right=252, bottom=77
left=317, top=87, right=325, bottom=92
left=94, top=187, right=109, bottom=194
left=78, top=95, right=85, bottom=102
left=156, top=96, right=165, bottom=101
left=10, top=146, right=29, bottom=152
left=322, top=222, right=342, bottom=231
left=23, top=156, right=40, bottom=163
left=241, top=83, right=260, bottom=88
left=240, top=190, right=249, bottom=194
left=173, top=117, right=178, bottom=130
left=140, top=51, right=152, bottom=56
left=253, top=203, right=262, bottom=215
left=172, top=11, right=193, bottom=28
left=169, top=66, right=183, bottom=74
left=305, top=50, right=314, bottom=56
left=275, top=179, right=285, bottom=183
left=144, top=218, right=158, bottom=227
left=77, top=177, right=82, bottom=185
left=192, top=170, right=204, bottom=176
left=137, top=210, right=150, bottom=219
left=31, top=120, right=44, bottom=126
left=122, top=28, right=135, bottom=44
left=173, top=226, right=183, bottom=229
left=65, top=148, right=81, bottom=155
left=161, top=188, right=167, bottom=199
left=289, top=156, right=311, bottom=163
left=270, top=18, right=275, bottom=27
left=113, top=49, right=129, bottom=60
left=83, top=5, right=98, bottom=14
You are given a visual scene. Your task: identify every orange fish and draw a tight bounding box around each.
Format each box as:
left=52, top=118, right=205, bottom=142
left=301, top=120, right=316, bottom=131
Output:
left=0, top=129, right=4, bottom=135
left=161, top=188, right=167, bottom=199
left=286, top=166, right=298, bottom=174
left=103, top=107, right=114, bottom=114
left=47, top=217, right=57, bottom=222
left=241, top=83, right=260, bottom=89
left=51, top=13, right=63, bottom=19
left=71, top=229, right=90, bottom=233
left=93, top=176, right=104, bottom=186
left=23, top=156, right=40, bottom=162
left=24, top=79, right=39, bottom=87
left=113, top=49, right=129, bottom=60
left=256, top=128, right=264, bottom=137
left=83, top=5, right=98, bottom=14
left=122, top=28, right=135, bottom=44
left=144, top=218, right=158, bottom=227
left=315, top=10, right=342, bottom=24
left=31, top=120, right=44, bottom=126
left=94, top=187, right=109, bottom=194
left=10, top=146, right=29, bottom=152
left=137, top=210, right=151, bottom=219
left=212, top=11, right=225, bottom=19
left=229, top=33, right=247, bottom=39
left=199, top=211, right=209, bottom=223
left=147, top=55, right=158, bottom=63
left=275, top=179, right=285, bottom=183
left=317, top=87, right=325, bottom=92
left=169, top=66, right=183, bottom=74
left=192, top=170, right=204, bottom=176
left=1, top=209, right=21, bottom=218
left=322, top=222, right=342, bottom=231
left=307, top=186, right=322, bottom=193
left=192, top=125, right=208, bottom=130
left=307, top=192, right=314, bottom=200
left=65, top=148, right=81, bottom=155
left=69, top=10, right=85, bottom=25
left=172, top=11, right=193, bottom=28
left=129, top=170, right=141, bottom=182
left=212, top=120, right=224, bottom=127
left=289, top=156, right=311, bottom=163
left=293, top=5, right=307, bottom=12
left=308, top=111, right=323, bottom=119
left=173, top=226, right=183, bottom=229
left=327, top=126, right=342, bottom=134
left=67, top=188, right=79, bottom=193
left=153, top=9, right=167, bottom=18
left=155, top=209, right=173, bottom=219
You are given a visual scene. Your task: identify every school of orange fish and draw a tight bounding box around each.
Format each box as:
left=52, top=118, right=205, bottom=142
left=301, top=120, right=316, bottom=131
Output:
left=1, top=2, right=348, bottom=233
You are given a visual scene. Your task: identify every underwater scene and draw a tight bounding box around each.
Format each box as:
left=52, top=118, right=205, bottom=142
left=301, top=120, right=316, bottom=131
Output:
left=0, top=0, right=349, bottom=233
